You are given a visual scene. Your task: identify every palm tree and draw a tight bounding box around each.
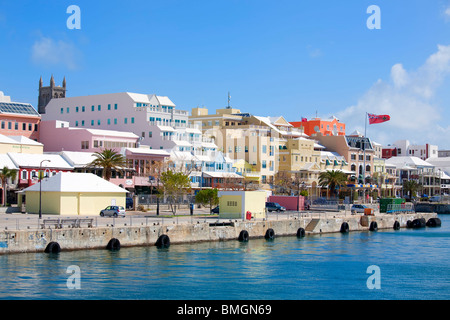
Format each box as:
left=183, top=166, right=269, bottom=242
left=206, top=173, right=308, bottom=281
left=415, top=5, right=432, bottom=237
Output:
left=403, top=180, right=421, bottom=199
left=86, top=149, right=126, bottom=181
left=0, top=166, right=17, bottom=206
left=318, top=170, right=348, bottom=199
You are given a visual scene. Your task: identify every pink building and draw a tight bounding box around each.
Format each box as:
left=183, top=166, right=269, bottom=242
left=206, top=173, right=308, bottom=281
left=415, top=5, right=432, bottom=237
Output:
left=39, top=120, right=139, bottom=152
left=268, top=195, right=305, bottom=211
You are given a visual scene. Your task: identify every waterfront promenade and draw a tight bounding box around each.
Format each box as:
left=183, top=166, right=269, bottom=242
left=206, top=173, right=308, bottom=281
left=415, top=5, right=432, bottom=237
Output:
left=0, top=205, right=438, bottom=255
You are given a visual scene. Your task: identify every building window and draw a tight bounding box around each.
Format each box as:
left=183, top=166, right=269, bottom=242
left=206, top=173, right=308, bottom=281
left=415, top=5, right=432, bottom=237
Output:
left=8, top=122, right=11, bottom=129
left=76, top=106, right=79, bottom=112
left=124, top=118, right=127, bottom=124
left=22, top=123, right=26, bottom=130
left=1, top=121, right=4, bottom=129
left=114, top=104, right=118, bottom=110
left=97, top=120, right=101, bottom=125
left=114, top=118, right=117, bottom=125
left=131, top=117, right=134, bottom=124
left=21, top=170, right=28, bottom=180
left=107, top=119, right=111, bottom=125
left=108, top=104, right=111, bottom=110
left=34, top=124, right=38, bottom=131
left=227, top=201, right=238, bottom=207
left=75, top=121, right=79, bottom=127
left=14, top=122, right=18, bottom=130
left=82, top=106, right=85, bottom=112
left=28, top=123, right=32, bottom=131
left=91, top=120, right=94, bottom=126
left=81, top=141, right=89, bottom=149
left=98, top=105, right=101, bottom=111
left=81, top=120, right=85, bottom=126
left=67, top=107, right=69, bottom=113
left=60, top=108, right=63, bottom=114
left=149, top=131, right=152, bottom=138
left=94, top=140, right=99, bottom=148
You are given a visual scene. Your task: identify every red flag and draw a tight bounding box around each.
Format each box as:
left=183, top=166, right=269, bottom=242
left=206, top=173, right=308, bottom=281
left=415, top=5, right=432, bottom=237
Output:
left=301, top=117, right=307, bottom=122
left=368, top=113, right=390, bottom=124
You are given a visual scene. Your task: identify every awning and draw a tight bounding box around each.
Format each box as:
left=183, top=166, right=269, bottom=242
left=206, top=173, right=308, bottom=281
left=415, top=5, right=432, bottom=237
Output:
left=203, top=172, right=243, bottom=178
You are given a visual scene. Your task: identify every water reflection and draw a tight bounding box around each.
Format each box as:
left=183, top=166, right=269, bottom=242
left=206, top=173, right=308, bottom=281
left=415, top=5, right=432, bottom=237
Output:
left=0, top=215, right=449, bottom=300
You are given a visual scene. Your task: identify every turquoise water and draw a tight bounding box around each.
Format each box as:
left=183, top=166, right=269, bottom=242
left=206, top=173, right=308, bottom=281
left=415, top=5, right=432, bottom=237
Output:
left=0, top=215, right=449, bottom=300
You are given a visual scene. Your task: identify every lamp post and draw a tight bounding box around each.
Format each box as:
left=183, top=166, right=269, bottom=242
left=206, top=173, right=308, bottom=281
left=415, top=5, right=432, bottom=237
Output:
left=38, top=160, right=51, bottom=219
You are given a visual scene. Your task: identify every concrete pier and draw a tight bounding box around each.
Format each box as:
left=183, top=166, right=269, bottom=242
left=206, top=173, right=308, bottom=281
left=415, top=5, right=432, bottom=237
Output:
left=0, top=212, right=438, bottom=254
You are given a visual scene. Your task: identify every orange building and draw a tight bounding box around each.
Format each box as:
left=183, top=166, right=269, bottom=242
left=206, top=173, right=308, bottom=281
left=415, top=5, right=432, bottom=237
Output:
left=290, top=116, right=345, bottom=137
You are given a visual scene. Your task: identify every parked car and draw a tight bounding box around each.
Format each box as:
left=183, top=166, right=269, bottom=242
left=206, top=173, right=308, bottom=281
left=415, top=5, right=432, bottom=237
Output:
left=265, top=202, right=286, bottom=212
left=126, top=197, right=133, bottom=209
left=211, top=205, right=219, bottom=214
left=351, top=204, right=367, bottom=214
left=100, top=205, right=126, bottom=217
left=429, top=195, right=441, bottom=203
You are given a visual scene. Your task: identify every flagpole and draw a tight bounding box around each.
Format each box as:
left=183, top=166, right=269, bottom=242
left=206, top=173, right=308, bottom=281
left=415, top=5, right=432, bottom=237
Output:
left=363, top=112, right=367, bottom=203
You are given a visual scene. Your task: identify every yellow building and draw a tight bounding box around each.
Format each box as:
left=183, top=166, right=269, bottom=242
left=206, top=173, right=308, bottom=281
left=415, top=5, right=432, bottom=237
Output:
left=218, top=190, right=267, bottom=219
left=190, top=107, right=305, bottom=186
left=22, top=172, right=127, bottom=216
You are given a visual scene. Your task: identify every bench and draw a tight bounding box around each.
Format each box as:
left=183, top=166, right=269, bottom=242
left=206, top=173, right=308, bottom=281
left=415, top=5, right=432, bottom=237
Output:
left=77, top=218, right=94, bottom=228
left=41, top=219, right=61, bottom=229
left=40, top=218, right=94, bottom=229
left=59, top=218, right=79, bottom=228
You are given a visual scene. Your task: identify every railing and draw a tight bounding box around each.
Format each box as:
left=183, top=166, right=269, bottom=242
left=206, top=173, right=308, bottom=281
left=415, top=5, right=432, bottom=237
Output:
left=386, top=203, right=414, bottom=214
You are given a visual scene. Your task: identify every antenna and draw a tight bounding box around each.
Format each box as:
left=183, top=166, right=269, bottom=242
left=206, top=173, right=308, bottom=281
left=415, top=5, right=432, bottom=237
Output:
left=227, top=92, right=231, bottom=109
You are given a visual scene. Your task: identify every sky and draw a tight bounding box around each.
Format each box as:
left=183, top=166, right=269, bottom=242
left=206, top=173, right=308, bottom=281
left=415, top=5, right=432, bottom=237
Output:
left=1, top=0, right=450, bottom=149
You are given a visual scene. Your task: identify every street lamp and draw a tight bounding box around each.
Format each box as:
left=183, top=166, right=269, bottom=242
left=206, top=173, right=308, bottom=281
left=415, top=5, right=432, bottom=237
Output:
left=38, top=159, right=51, bottom=219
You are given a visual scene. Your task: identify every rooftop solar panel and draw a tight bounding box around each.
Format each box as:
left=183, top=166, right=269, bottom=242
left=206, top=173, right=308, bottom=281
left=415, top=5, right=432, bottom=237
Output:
left=0, top=102, right=40, bottom=116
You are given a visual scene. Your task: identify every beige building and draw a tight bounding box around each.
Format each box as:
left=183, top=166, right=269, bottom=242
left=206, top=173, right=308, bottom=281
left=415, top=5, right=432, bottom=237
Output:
left=22, top=172, right=127, bottom=216
left=0, top=134, right=43, bottom=154
left=314, top=131, right=376, bottom=183
left=190, top=107, right=306, bottom=186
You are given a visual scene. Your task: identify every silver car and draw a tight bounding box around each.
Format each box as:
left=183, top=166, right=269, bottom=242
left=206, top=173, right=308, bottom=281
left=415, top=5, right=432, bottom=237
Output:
left=100, top=205, right=126, bottom=217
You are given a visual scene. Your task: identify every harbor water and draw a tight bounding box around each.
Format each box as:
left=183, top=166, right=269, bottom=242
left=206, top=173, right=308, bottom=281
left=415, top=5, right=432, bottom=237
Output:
left=0, top=215, right=449, bottom=300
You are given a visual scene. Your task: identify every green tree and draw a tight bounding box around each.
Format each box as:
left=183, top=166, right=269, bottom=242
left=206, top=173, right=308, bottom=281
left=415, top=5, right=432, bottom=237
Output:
left=160, top=170, right=191, bottom=214
left=318, top=170, right=348, bottom=198
left=87, top=149, right=126, bottom=181
left=0, top=166, right=17, bottom=206
left=195, top=189, right=219, bottom=212
left=403, top=180, right=421, bottom=199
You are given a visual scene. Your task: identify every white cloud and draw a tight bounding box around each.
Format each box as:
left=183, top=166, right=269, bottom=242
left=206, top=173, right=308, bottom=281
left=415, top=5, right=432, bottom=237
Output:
left=335, top=44, right=450, bottom=148
left=306, top=45, right=322, bottom=58
left=31, top=36, right=81, bottom=70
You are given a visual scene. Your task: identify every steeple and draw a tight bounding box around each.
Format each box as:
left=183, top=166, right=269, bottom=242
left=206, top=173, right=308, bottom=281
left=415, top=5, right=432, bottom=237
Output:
left=62, top=76, right=66, bottom=88
left=50, top=74, right=55, bottom=87
left=39, top=76, right=43, bottom=88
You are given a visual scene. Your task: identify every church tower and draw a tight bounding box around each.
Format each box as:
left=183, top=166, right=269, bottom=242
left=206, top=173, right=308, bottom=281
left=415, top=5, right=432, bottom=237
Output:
left=38, top=75, right=66, bottom=114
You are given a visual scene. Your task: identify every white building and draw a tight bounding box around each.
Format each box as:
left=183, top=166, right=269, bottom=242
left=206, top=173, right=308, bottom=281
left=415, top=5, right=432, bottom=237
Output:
left=41, top=92, right=193, bottom=151
left=392, top=140, right=438, bottom=160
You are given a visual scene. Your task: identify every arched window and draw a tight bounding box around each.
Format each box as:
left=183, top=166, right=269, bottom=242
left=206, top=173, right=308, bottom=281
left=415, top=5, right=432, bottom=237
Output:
left=351, top=164, right=356, bottom=172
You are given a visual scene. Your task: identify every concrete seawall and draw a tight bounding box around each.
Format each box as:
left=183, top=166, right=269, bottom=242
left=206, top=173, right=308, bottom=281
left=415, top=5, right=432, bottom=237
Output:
left=0, top=212, right=438, bottom=254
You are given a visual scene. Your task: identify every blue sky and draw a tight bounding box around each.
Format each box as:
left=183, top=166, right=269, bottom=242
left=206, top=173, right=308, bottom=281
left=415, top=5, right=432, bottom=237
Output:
left=1, top=0, right=450, bottom=149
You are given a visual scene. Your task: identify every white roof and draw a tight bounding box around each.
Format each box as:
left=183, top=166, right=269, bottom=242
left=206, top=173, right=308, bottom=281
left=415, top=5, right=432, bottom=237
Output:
left=170, top=151, right=195, bottom=161
left=125, top=148, right=170, bottom=156
left=59, top=151, right=97, bottom=167
left=0, top=154, right=19, bottom=170
left=385, top=156, right=434, bottom=168
left=84, top=128, right=138, bottom=139
left=6, top=135, right=43, bottom=146
left=7, top=153, right=73, bottom=169
left=157, top=125, right=176, bottom=132
left=0, top=134, right=43, bottom=146
left=23, top=172, right=127, bottom=193
left=173, top=140, right=192, bottom=147
left=203, top=172, right=243, bottom=178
